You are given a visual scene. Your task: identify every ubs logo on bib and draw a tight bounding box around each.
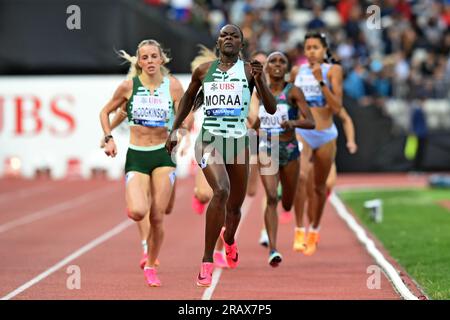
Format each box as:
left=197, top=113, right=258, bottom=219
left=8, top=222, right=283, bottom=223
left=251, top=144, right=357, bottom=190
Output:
left=219, top=83, right=235, bottom=90
left=210, top=83, right=236, bottom=91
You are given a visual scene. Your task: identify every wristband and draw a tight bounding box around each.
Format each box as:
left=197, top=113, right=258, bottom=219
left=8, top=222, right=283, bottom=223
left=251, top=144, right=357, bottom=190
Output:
left=104, top=134, right=113, bottom=143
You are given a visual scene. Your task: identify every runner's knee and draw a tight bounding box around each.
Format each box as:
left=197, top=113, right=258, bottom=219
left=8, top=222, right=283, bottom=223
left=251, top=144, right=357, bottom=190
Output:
left=266, top=192, right=278, bottom=207
left=314, top=184, right=327, bottom=198
left=226, top=204, right=241, bottom=216
left=246, top=186, right=256, bottom=197
left=149, top=213, right=164, bottom=227
left=127, top=206, right=147, bottom=221
left=196, top=189, right=212, bottom=203
left=281, top=195, right=294, bottom=211
left=213, top=184, right=230, bottom=202
left=298, top=170, right=309, bottom=184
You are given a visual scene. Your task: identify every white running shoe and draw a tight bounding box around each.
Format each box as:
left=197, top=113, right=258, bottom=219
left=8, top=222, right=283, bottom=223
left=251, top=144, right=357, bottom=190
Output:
left=259, top=229, right=269, bottom=248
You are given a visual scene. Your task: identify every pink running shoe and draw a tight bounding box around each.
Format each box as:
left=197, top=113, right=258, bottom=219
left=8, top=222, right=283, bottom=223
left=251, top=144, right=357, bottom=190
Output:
left=144, top=267, right=161, bottom=287
left=279, top=210, right=292, bottom=224
left=140, top=253, right=148, bottom=269
left=192, top=195, right=206, bottom=215
left=213, top=251, right=229, bottom=268
left=140, top=253, right=160, bottom=269
left=196, top=262, right=214, bottom=287
left=220, top=228, right=239, bottom=269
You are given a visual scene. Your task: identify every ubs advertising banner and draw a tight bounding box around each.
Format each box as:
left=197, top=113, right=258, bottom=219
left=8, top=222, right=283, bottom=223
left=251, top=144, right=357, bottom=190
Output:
left=0, top=75, right=192, bottom=179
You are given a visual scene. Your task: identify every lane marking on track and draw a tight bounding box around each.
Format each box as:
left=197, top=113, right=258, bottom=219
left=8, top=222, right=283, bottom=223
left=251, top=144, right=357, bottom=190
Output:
left=329, top=192, right=418, bottom=300
left=0, top=187, right=116, bottom=234
left=202, top=196, right=254, bottom=300
left=1, top=219, right=134, bottom=300
left=0, top=184, right=55, bottom=204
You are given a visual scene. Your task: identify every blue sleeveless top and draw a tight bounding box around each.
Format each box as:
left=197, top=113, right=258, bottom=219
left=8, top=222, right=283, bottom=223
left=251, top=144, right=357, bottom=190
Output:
left=294, top=63, right=331, bottom=107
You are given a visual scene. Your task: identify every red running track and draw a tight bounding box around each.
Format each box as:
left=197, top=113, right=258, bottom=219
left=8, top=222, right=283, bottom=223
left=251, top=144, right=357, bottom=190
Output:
left=0, top=174, right=427, bottom=300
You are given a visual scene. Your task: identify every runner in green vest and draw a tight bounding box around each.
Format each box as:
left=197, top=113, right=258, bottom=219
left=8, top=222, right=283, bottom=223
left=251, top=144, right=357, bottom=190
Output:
left=100, top=39, right=186, bottom=287
left=166, top=24, right=277, bottom=287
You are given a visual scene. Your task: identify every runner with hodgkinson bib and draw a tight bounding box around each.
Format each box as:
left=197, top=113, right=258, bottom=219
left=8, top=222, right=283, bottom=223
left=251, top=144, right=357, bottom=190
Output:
left=100, top=39, right=185, bottom=287
left=166, top=24, right=277, bottom=287
left=100, top=97, right=193, bottom=271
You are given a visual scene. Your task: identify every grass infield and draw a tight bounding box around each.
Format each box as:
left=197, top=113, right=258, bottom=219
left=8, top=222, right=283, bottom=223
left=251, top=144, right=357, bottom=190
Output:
left=340, top=188, right=450, bottom=300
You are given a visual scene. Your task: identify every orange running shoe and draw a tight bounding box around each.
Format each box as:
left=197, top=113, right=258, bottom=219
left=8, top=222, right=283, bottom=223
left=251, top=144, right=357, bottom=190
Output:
left=293, top=229, right=306, bottom=252
left=303, top=231, right=320, bottom=256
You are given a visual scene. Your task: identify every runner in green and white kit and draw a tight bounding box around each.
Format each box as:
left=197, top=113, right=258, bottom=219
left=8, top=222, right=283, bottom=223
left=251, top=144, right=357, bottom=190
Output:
left=166, top=24, right=277, bottom=287
left=100, top=39, right=185, bottom=287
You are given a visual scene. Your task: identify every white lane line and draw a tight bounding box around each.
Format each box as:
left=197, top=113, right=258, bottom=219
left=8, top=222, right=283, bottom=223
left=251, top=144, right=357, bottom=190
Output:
left=0, top=187, right=116, bottom=234
left=329, top=192, right=418, bottom=300
left=0, top=184, right=54, bottom=204
left=202, top=197, right=254, bottom=300
left=1, top=219, right=134, bottom=300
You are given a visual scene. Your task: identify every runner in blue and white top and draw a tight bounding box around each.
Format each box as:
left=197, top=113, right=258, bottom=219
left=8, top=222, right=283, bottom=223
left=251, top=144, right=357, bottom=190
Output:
left=289, top=32, right=344, bottom=257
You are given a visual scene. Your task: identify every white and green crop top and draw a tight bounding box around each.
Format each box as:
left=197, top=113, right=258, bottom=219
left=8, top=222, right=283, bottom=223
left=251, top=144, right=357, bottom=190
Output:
left=126, top=76, right=174, bottom=130
left=201, top=59, right=251, bottom=138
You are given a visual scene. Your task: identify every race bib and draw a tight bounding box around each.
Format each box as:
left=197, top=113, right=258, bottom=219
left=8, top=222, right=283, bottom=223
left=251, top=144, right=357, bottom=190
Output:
left=259, top=104, right=289, bottom=134
left=297, top=74, right=321, bottom=98
left=204, top=82, right=243, bottom=117
left=131, top=95, right=169, bottom=127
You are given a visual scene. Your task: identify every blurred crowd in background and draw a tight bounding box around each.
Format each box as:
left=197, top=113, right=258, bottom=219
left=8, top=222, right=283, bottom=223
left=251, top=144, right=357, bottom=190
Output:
left=2, top=0, right=449, bottom=175
left=145, top=0, right=450, bottom=105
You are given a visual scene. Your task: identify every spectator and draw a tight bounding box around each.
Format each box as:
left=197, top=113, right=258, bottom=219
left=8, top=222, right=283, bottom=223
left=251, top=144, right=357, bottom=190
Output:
left=395, top=0, right=413, bottom=20
left=394, top=52, right=410, bottom=82
left=344, top=61, right=367, bottom=101
left=307, top=3, right=326, bottom=30
left=409, top=98, right=428, bottom=172
left=336, top=0, right=358, bottom=24
left=344, top=4, right=362, bottom=42
left=442, top=3, right=450, bottom=27
left=169, top=0, right=193, bottom=23
left=423, top=15, right=446, bottom=49
left=287, top=42, right=308, bottom=66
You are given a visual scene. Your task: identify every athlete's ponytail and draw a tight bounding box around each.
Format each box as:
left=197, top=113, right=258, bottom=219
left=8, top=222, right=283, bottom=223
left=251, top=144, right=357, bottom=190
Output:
left=326, top=47, right=340, bottom=65
left=191, top=45, right=217, bottom=73
left=117, top=50, right=138, bottom=79
left=191, top=45, right=218, bottom=111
